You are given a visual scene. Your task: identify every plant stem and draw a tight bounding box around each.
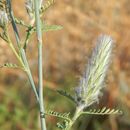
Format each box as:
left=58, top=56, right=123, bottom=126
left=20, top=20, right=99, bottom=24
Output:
left=34, top=0, right=46, bottom=130
left=6, top=0, right=39, bottom=103
left=67, top=107, right=83, bottom=130
left=6, top=28, right=25, bottom=68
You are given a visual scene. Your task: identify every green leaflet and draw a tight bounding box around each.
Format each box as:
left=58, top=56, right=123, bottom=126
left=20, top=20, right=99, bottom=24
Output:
left=45, top=110, right=71, bottom=130
left=15, top=18, right=63, bottom=32
left=57, top=90, right=77, bottom=104
left=81, top=107, right=123, bottom=115
left=23, top=23, right=63, bottom=50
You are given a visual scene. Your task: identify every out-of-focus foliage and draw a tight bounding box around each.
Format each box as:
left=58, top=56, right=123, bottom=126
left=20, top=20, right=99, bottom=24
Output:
left=0, top=0, right=130, bottom=130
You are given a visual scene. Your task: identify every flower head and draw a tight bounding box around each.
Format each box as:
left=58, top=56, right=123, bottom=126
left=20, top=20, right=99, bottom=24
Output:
left=25, top=0, right=35, bottom=19
left=25, top=0, right=43, bottom=19
left=0, top=11, right=8, bottom=27
left=75, top=35, right=113, bottom=109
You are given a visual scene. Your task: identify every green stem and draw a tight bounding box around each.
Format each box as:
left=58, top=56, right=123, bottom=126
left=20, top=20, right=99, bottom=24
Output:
left=34, top=0, right=46, bottom=130
left=6, top=28, right=39, bottom=101
left=20, top=48, right=40, bottom=102
left=6, top=27, right=25, bottom=68
left=67, top=107, right=83, bottom=130
left=6, top=0, right=39, bottom=103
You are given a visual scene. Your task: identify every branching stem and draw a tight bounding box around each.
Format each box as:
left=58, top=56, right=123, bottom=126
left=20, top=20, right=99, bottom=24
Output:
left=6, top=0, right=39, bottom=103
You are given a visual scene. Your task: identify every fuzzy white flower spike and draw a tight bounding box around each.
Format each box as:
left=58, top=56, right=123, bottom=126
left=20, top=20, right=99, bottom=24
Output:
left=75, top=35, right=114, bottom=109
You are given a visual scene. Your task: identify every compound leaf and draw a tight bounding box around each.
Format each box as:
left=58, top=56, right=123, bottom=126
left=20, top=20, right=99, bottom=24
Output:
left=0, top=63, right=19, bottom=69
left=40, top=0, right=55, bottom=14
left=42, top=24, right=63, bottom=32
left=81, top=107, right=123, bottom=115
left=45, top=110, right=71, bottom=122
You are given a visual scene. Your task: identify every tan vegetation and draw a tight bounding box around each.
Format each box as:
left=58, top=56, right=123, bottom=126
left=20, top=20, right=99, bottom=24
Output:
left=0, top=0, right=130, bottom=130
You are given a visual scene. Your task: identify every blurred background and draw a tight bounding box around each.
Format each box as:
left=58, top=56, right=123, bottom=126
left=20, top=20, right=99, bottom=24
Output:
left=0, top=0, right=130, bottom=130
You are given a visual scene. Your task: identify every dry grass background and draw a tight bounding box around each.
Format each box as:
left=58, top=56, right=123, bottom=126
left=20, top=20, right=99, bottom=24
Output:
left=0, top=0, right=130, bottom=130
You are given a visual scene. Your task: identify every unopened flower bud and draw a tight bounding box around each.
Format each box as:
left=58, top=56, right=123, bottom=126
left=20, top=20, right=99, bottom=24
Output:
left=25, top=0, right=43, bottom=20
left=0, top=11, right=8, bottom=27
left=25, top=0, right=34, bottom=19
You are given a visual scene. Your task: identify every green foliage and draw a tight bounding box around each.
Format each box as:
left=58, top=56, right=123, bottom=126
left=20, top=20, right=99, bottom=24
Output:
left=14, top=18, right=63, bottom=50
left=22, top=22, right=63, bottom=50
left=0, top=86, right=39, bottom=130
